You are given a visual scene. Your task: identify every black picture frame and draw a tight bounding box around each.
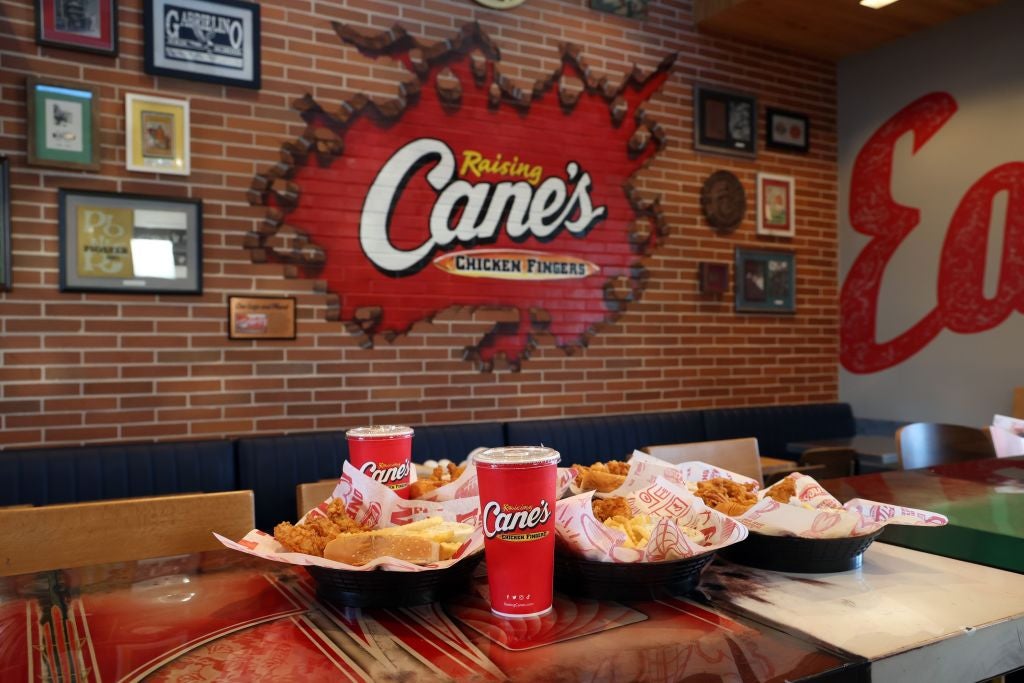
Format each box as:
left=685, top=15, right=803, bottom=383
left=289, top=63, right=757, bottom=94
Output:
left=766, top=107, right=810, bottom=153
left=694, top=84, right=757, bottom=158
left=58, top=189, right=203, bottom=294
left=1, top=156, right=10, bottom=291
left=734, top=248, right=795, bottom=313
left=35, top=0, right=119, bottom=57
left=144, top=0, right=261, bottom=90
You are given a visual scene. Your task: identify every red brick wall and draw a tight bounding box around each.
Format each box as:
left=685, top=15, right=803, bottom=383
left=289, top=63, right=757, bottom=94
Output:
left=0, top=0, right=838, bottom=449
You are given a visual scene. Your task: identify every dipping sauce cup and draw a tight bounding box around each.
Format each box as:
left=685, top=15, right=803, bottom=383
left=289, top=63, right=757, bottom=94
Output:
left=345, top=425, right=414, bottom=498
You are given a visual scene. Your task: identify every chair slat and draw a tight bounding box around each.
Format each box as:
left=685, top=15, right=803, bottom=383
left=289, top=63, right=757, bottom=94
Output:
left=643, top=438, right=763, bottom=485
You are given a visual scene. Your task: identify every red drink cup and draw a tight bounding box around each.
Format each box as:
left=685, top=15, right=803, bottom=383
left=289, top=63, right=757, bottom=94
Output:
left=473, top=446, right=560, bottom=618
left=345, top=425, right=414, bottom=498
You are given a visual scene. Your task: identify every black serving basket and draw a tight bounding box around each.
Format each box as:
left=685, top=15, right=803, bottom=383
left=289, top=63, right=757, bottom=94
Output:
left=554, top=551, right=717, bottom=601
left=718, top=528, right=884, bottom=573
left=306, top=552, right=483, bottom=608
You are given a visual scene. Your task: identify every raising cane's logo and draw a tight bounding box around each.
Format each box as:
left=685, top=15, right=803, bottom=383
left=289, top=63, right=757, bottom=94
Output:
left=482, top=500, right=551, bottom=541
left=359, top=460, right=411, bottom=489
left=247, top=22, right=675, bottom=369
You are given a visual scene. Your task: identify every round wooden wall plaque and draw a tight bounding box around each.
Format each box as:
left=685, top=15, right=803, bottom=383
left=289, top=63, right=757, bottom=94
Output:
left=700, top=171, right=746, bottom=234
left=473, top=0, right=527, bottom=8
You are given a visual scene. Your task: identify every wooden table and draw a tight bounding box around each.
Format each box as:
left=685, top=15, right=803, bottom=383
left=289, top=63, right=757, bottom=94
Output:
left=760, top=456, right=826, bottom=481
left=787, top=435, right=900, bottom=472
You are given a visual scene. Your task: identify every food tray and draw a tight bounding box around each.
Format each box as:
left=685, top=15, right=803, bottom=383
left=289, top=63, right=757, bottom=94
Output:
left=554, top=551, right=717, bottom=601
left=718, top=528, right=884, bottom=573
left=306, top=553, right=483, bottom=608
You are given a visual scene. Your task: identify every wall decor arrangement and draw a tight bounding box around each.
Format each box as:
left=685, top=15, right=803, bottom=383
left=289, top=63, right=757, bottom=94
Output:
left=698, top=262, right=728, bottom=294
left=700, top=170, right=746, bottom=235
left=144, top=0, right=261, bottom=89
left=472, top=0, right=528, bottom=8
left=735, top=248, right=795, bottom=313
left=26, top=77, right=101, bottom=171
left=58, top=189, right=202, bottom=294
left=0, top=156, right=10, bottom=291
left=228, top=296, right=297, bottom=340
left=756, top=172, right=795, bottom=237
left=35, top=0, right=118, bottom=56
left=765, top=108, right=810, bottom=153
left=589, top=0, right=649, bottom=19
left=125, top=93, right=190, bottom=175
left=694, top=84, right=757, bottom=158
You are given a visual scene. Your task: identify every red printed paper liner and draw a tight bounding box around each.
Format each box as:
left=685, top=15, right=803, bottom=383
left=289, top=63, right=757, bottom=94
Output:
left=568, top=450, right=760, bottom=499
left=415, top=462, right=577, bottom=502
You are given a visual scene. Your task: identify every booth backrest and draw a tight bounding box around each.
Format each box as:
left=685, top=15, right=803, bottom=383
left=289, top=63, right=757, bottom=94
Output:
left=0, top=439, right=236, bottom=508
left=504, top=410, right=706, bottom=465
left=701, top=402, right=855, bottom=459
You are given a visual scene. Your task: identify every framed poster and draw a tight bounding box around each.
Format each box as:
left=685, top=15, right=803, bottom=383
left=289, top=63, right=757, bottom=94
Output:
left=756, top=173, right=795, bottom=237
left=228, top=296, right=297, bottom=340
left=694, top=84, right=757, bottom=158
left=36, top=0, right=118, bottom=56
left=125, top=94, right=190, bottom=175
left=144, top=0, right=261, bottom=89
left=735, top=248, right=795, bottom=313
left=1, top=157, right=10, bottom=291
left=58, top=189, right=202, bottom=294
left=589, top=0, right=648, bottom=18
left=26, top=77, right=101, bottom=171
left=766, top=107, right=810, bottom=153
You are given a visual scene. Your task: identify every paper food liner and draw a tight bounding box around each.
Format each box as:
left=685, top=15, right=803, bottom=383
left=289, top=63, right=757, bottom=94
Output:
left=568, top=450, right=760, bottom=498
left=556, top=476, right=749, bottom=563
left=216, top=461, right=484, bottom=572
left=990, top=415, right=1024, bottom=458
left=737, top=472, right=949, bottom=538
left=417, top=463, right=577, bottom=502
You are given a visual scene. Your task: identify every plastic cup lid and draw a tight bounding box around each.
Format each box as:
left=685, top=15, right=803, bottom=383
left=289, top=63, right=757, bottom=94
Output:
left=473, top=446, right=560, bottom=466
left=345, top=425, right=414, bottom=439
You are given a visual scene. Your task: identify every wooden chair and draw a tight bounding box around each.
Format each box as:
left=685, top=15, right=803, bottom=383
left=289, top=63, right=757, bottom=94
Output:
left=296, top=479, right=339, bottom=519
left=644, top=438, right=763, bottom=485
left=799, top=447, right=857, bottom=480
left=895, top=422, right=996, bottom=470
left=1013, top=387, right=1024, bottom=419
left=0, top=490, right=254, bottom=577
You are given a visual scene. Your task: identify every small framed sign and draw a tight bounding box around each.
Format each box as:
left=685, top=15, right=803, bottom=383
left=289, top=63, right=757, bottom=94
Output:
left=228, top=296, right=297, bottom=340
left=756, top=173, right=795, bottom=238
left=735, top=248, right=795, bottom=313
left=766, top=108, right=810, bottom=153
left=699, top=262, right=728, bottom=294
left=694, top=84, right=757, bottom=158
left=36, top=0, right=119, bottom=56
left=144, top=0, right=261, bottom=89
left=26, top=77, right=101, bottom=171
left=126, top=93, right=190, bottom=175
left=58, top=189, right=202, bottom=294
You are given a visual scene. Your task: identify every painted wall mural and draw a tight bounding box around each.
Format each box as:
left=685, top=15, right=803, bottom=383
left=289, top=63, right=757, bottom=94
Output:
left=247, top=23, right=675, bottom=371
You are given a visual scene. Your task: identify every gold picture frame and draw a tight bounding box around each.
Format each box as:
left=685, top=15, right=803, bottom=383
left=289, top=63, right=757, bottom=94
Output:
left=125, top=93, right=189, bottom=175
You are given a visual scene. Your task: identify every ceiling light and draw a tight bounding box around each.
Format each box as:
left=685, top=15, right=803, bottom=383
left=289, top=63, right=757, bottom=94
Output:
left=860, top=0, right=900, bottom=8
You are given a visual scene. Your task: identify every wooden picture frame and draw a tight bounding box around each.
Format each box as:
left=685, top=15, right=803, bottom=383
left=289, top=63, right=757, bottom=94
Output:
left=125, top=93, right=190, bottom=176
left=766, top=107, right=810, bottom=153
left=26, top=77, right=101, bottom=172
left=756, top=173, right=795, bottom=238
left=228, top=296, right=297, bottom=340
left=144, top=0, right=261, bottom=89
left=58, top=189, right=202, bottom=294
left=694, top=84, right=757, bottom=158
left=35, top=0, right=118, bottom=56
left=735, top=248, right=795, bottom=313
left=0, top=156, right=10, bottom=291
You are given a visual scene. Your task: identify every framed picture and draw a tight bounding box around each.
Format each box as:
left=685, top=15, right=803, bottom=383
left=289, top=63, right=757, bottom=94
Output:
left=766, top=108, right=810, bottom=153
left=694, top=84, right=756, bottom=158
left=589, top=0, right=649, bottom=19
left=698, top=262, right=728, bottom=294
left=26, top=77, right=101, bottom=171
left=58, top=189, right=202, bottom=294
left=735, top=248, right=795, bottom=313
left=1, top=156, right=10, bottom=291
left=228, top=296, right=297, bottom=340
left=756, top=173, right=795, bottom=237
left=36, top=0, right=118, bottom=56
left=126, top=94, right=190, bottom=175
left=144, top=0, right=261, bottom=89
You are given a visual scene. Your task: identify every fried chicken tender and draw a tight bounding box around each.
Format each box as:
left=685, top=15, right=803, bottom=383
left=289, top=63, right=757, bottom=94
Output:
left=273, top=499, right=367, bottom=556
left=695, top=477, right=758, bottom=516
left=322, top=498, right=366, bottom=534
left=765, top=478, right=797, bottom=504
left=573, top=460, right=631, bottom=492
left=408, top=462, right=467, bottom=499
left=591, top=496, right=631, bottom=522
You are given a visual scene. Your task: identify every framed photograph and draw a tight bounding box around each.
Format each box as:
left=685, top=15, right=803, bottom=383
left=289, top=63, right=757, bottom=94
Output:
left=694, top=84, right=756, bottom=158
left=26, top=77, right=101, bottom=171
left=699, top=262, right=728, bottom=294
left=766, top=108, right=809, bottom=153
left=228, top=296, right=297, bottom=340
left=144, top=0, right=261, bottom=89
left=1, top=157, right=10, bottom=291
left=756, top=173, right=795, bottom=237
left=36, top=0, right=118, bottom=56
left=735, top=248, right=795, bottom=313
left=126, top=94, right=190, bottom=175
left=58, top=189, right=202, bottom=294
left=589, top=0, right=649, bottom=19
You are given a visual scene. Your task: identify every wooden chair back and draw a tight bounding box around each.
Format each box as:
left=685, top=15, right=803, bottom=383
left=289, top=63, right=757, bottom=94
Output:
left=644, top=438, right=763, bottom=485
left=799, top=447, right=857, bottom=480
left=296, top=479, right=338, bottom=519
left=1013, top=387, right=1024, bottom=419
left=896, top=422, right=996, bottom=470
left=0, top=491, right=253, bottom=577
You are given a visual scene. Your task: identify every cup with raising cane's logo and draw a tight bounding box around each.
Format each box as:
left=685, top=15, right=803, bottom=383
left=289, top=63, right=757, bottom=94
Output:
left=345, top=425, right=414, bottom=499
left=473, top=446, right=560, bottom=618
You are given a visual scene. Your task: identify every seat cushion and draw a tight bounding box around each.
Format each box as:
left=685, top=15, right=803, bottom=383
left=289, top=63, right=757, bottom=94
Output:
left=0, top=440, right=236, bottom=508
left=504, top=411, right=705, bottom=466
left=702, top=403, right=855, bottom=460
